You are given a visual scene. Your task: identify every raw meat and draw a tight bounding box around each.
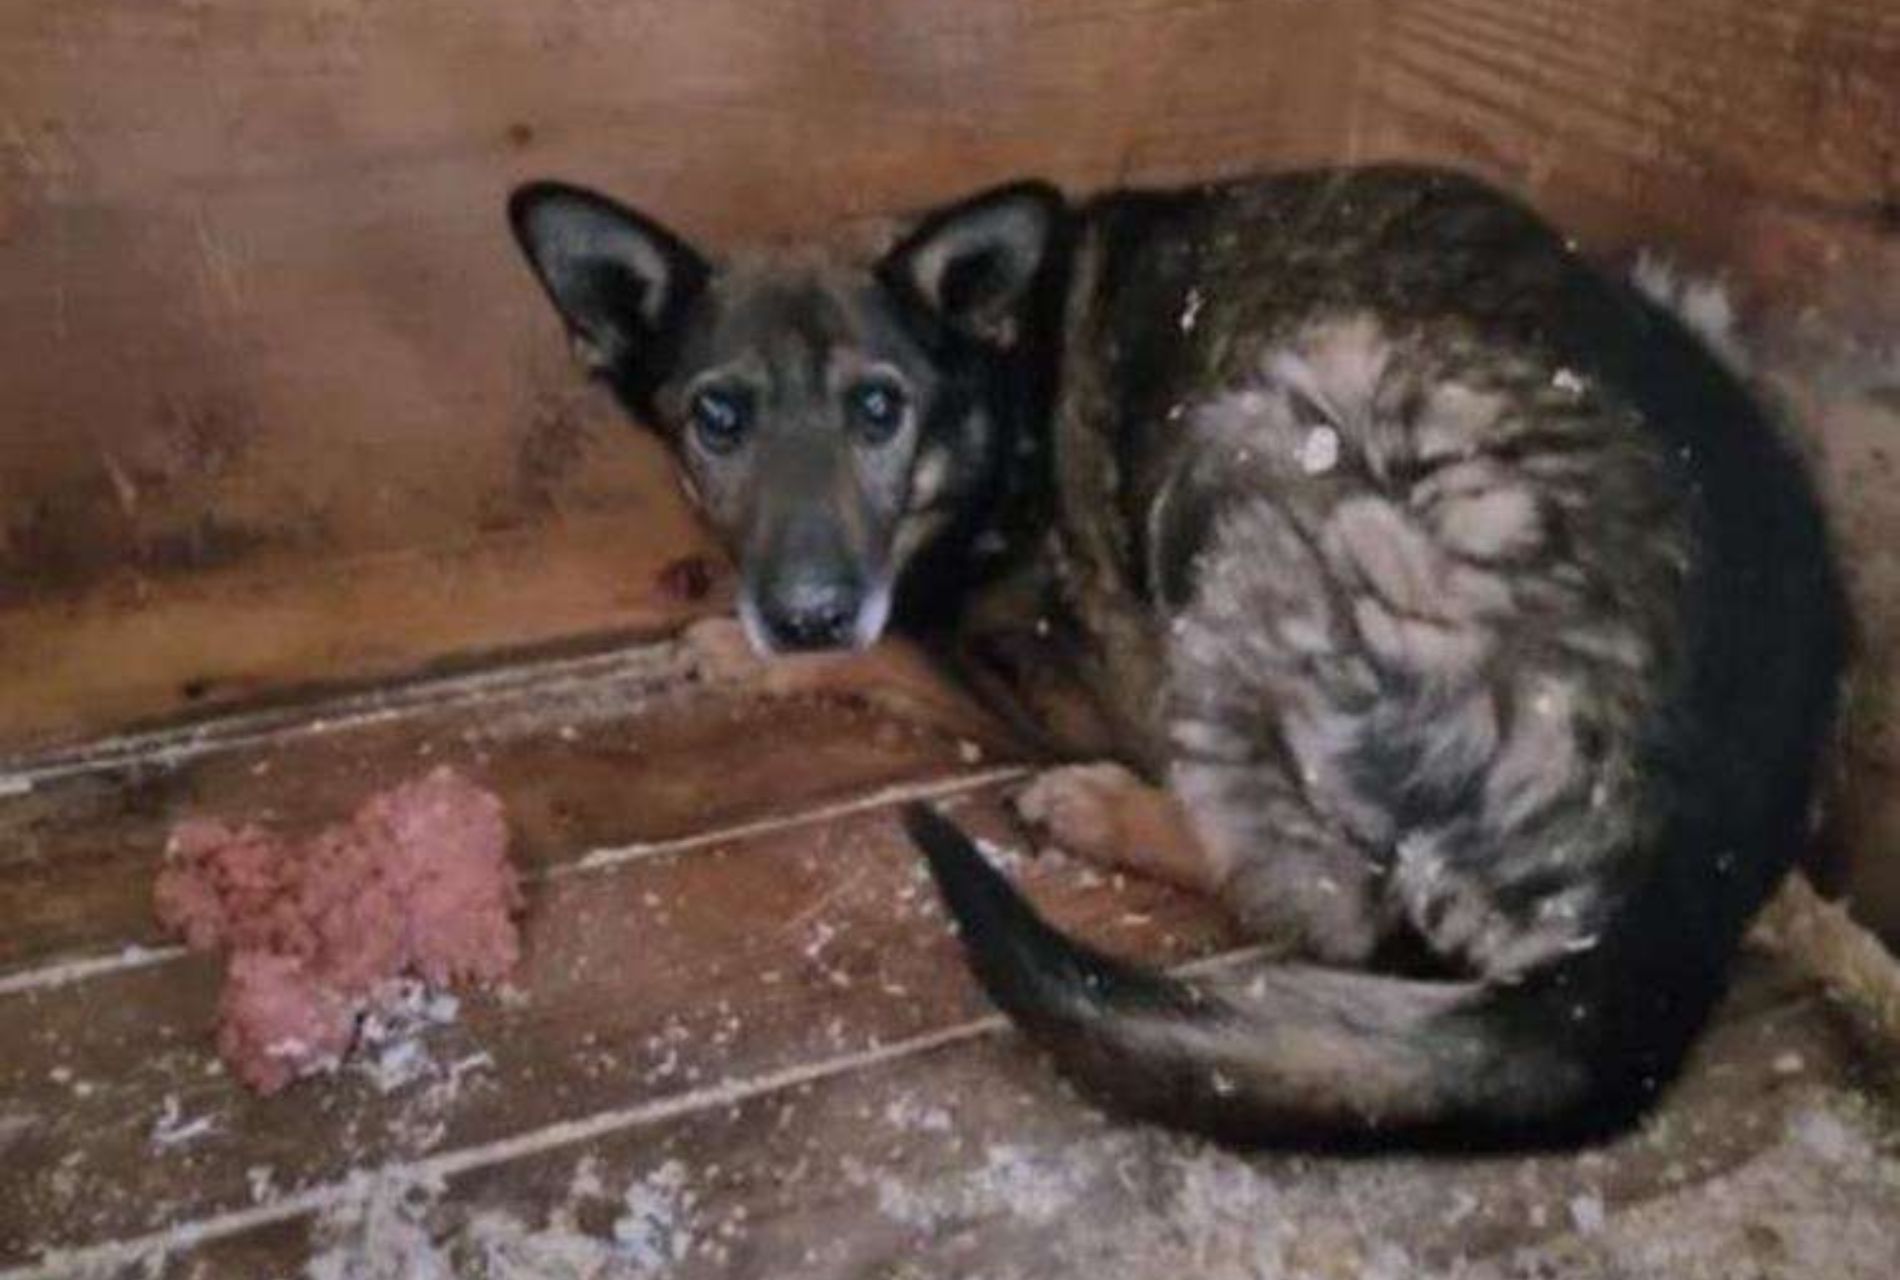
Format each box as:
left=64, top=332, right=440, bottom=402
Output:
left=154, top=767, right=522, bottom=1093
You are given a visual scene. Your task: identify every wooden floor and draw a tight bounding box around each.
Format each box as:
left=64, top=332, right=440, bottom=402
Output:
left=2, top=627, right=1898, bottom=1279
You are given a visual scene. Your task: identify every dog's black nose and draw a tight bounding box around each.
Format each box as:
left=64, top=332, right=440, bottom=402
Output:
left=759, top=579, right=861, bottom=651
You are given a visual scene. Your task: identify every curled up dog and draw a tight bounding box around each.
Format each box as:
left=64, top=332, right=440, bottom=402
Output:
left=508, top=166, right=1845, bottom=1147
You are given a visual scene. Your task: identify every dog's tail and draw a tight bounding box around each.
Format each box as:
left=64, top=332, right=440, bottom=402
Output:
left=902, top=802, right=1713, bottom=1148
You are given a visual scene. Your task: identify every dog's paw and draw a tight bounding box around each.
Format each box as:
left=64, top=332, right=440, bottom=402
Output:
left=1013, top=763, right=1216, bottom=891
left=680, top=616, right=770, bottom=686
left=1014, top=762, right=1138, bottom=856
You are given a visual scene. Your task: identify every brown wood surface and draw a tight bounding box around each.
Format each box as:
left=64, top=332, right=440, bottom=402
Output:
left=0, top=645, right=1221, bottom=1273
left=167, top=955, right=1899, bottom=1280
left=0, top=652, right=1013, bottom=971
left=2, top=0, right=1893, bottom=750
left=0, top=638, right=1895, bottom=1278
left=1, top=784, right=1228, bottom=1267
left=0, top=508, right=729, bottom=750
left=0, top=0, right=1359, bottom=747
left=2, top=10, right=1899, bottom=1266
left=1360, top=0, right=1899, bottom=313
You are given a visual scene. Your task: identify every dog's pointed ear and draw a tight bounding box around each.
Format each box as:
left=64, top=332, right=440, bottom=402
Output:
left=880, top=181, right=1063, bottom=346
left=508, top=181, right=709, bottom=376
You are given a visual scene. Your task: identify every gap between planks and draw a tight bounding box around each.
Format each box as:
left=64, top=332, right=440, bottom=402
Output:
left=0, top=766, right=1029, bottom=998
left=4, top=946, right=1268, bottom=1280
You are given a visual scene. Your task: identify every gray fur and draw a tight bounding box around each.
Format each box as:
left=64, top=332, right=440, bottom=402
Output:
left=1149, top=315, right=1676, bottom=977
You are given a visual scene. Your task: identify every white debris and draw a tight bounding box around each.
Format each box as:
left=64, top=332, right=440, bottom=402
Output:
left=1569, top=1191, right=1607, bottom=1234
left=355, top=980, right=465, bottom=1097
left=367, top=1039, right=433, bottom=1095
left=1299, top=424, right=1340, bottom=475
left=150, top=1094, right=217, bottom=1149
left=457, top=1209, right=615, bottom=1278
left=1630, top=250, right=1749, bottom=373
left=883, top=1095, right=954, bottom=1134
left=974, top=835, right=1030, bottom=872
left=858, top=1142, right=1094, bottom=1231
left=305, top=1173, right=453, bottom=1280
left=302, top=1159, right=711, bottom=1280
left=1551, top=368, right=1588, bottom=396
left=568, top=1155, right=608, bottom=1202
left=610, top=1161, right=697, bottom=1274
left=1790, top=1105, right=1857, bottom=1163
left=1179, top=287, right=1205, bottom=333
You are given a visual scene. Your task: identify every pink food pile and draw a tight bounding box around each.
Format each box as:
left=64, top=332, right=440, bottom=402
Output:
left=154, top=766, right=524, bottom=1094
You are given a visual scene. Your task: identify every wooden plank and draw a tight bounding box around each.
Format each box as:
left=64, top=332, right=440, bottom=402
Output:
left=0, top=632, right=1019, bottom=972
left=0, top=782, right=1235, bottom=1270
left=3, top=0, right=1892, bottom=754
left=0, top=0, right=1359, bottom=747
left=0, top=503, right=724, bottom=750
left=321, top=964, right=1900, bottom=1280
left=33, top=951, right=1900, bottom=1279
left=1354, top=0, right=1900, bottom=315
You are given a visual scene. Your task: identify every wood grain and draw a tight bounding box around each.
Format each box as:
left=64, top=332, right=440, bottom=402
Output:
left=1354, top=0, right=1899, bottom=312
left=0, top=631, right=1895, bottom=1277
left=0, top=632, right=1019, bottom=972
left=24, top=947, right=1899, bottom=1277
left=0, top=0, right=1357, bottom=745
left=2, top=0, right=1893, bottom=752
left=0, top=782, right=1232, bottom=1269
left=0, top=506, right=730, bottom=750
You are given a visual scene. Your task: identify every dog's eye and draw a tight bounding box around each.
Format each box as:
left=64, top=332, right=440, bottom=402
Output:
left=847, top=379, right=908, bottom=445
left=689, top=387, right=752, bottom=454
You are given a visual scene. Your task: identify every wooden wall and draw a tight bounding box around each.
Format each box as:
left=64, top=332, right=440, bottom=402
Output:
left=3, top=0, right=1897, bottom=929
left=2, top=0, right=1893, bottom=745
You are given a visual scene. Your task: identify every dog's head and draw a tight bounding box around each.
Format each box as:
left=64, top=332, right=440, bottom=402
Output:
left=508, top=180, right=1062, bottom=655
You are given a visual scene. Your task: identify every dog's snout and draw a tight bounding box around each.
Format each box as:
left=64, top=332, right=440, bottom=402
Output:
left=757, top=576, right=863, bottom=652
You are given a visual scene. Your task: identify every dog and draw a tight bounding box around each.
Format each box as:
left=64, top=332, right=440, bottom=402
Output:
left=509, top=165, right=1845, bottom=1147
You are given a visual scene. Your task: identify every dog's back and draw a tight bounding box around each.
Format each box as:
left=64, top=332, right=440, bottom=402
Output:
left=912, top=166, right=1845, bottom=1143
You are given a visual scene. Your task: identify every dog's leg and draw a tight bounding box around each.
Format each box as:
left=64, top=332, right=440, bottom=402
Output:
left=1170, top=756, right=1393, bottom=965
left=1014, top=762, right=1221, bottom=894
left=1013, top=757, right=1391, bottom=963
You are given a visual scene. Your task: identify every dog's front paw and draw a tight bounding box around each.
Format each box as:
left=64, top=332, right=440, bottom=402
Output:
left=680, top=616, right=771, bottom=686
left=1013, top=763, right=1218, bottom=892
left=1014, top=762, right=1142, bottom=856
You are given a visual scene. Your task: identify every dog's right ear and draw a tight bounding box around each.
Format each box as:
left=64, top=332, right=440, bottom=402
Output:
left=508, top=181, right=709, bottom=377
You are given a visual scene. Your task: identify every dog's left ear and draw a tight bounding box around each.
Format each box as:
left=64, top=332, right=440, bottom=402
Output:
left=508, top=181, right=709, bottom=379
left=880, top=181, right=1063, bottom=347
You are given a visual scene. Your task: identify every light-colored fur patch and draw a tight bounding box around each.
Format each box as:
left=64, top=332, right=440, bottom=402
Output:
left=1630, top=251, right=1749, bottom=375
left=1157, top=312, right=1676, bottom=977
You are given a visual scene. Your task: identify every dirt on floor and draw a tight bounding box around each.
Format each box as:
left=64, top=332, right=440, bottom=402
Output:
left=1, top=627, right=1896, bottom=1279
